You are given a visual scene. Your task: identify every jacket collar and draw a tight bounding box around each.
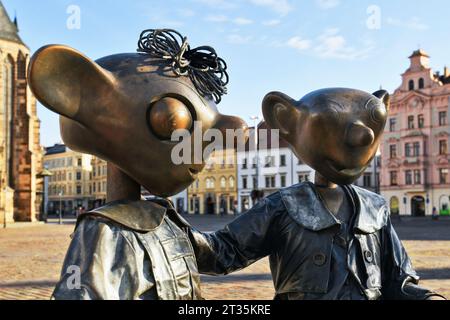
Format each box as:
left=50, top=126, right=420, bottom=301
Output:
left=78, top=199, right=168, bottom=232
left=279, top=182, right=388, bottom=233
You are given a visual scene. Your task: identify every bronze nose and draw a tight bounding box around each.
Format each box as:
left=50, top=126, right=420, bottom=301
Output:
left=214, top=115, right=249, bottom=149
left=346, top=122, right=375, bottom=147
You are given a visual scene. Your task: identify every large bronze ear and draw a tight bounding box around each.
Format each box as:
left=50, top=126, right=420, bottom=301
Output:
left=27, top=45, right=116, bottom=125
left=262, top=91, right=300, bottom=141
left=372, top=90, right=390, bottom=112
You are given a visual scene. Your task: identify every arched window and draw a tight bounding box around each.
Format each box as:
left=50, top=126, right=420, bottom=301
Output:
left=229, top=176, right=235, bottom=189
left=2, top=57, right=15, bottom=187
left=17, top=52, right=27, bottom=80
left=408, top=80, right=415, bottom=91
left=220, top=177, right=226, bottom=189
left=418, top=78, right=424, bottom=89
left=390, top=197, right=400, bottom=216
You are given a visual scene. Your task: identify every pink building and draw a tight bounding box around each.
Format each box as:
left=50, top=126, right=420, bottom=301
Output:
left=380, top=49, right=450, bottom=216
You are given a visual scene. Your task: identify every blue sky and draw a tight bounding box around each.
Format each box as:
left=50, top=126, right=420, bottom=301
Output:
left=3, top=0, right=450, bottom=147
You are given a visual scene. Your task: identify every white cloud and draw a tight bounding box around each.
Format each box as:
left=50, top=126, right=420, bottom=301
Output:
left=194, top=0, right=238, bottom=10
left=205, top=14, right=229, bottom=22
left=387, top=17, right=429, bottom=31
left=249, top=0, right=293, bottom=16
left=313, top=28, right=373, bottom=60
left=316, top=0, right=340, bottom=9
left=286, top=28, right=374, bottom=60
left=262, top=19, right=281, bottom=26
left=233, top=17, right=253, bottom=25
left=227, top=34, right=252, bottom=44
left=287, top=36, right=312, bottom=51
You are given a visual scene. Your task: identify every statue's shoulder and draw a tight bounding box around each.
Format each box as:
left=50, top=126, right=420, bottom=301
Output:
left=77, top=200, right=167, bottom=233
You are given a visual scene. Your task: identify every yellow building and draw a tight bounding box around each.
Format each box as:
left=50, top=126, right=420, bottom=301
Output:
left=0, top=2, right=43, bottom=223
left=187, top=149, right=238, bottom=215
left=91, top=156, right=107, bottom=208
left=44, top=144, right=93, bottom=215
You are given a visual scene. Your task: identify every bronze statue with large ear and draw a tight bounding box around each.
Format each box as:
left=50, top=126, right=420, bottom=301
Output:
left=28, top=29, right=248, bottom=301
left=262, top=88, right=390, bottom=186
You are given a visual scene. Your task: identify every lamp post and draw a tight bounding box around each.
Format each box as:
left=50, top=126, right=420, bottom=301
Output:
left=37, top=169, right=53, bottom=223
left=250, top=116, right=260, bottom=204
left=59, top=189, right=63, bottom=225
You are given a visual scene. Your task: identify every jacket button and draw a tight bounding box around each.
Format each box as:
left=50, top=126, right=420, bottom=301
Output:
left=313, top=253, right=327, bottom=266
left=364, top=250, right=374, bottom=263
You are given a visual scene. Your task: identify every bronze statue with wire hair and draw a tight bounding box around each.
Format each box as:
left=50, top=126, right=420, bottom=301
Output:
left=28, top=29, right=247, bottom=300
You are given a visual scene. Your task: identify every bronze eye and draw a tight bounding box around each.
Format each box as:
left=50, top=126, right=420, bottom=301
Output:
left=148, top=97, right=193, bottom=140
left=370, top=104, right=387, bottom=124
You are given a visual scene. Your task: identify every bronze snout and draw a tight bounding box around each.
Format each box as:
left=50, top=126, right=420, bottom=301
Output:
left=345, top=122, right=375, bottom=148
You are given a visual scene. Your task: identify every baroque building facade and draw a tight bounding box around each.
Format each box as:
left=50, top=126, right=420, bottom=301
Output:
left=380, top=49, right=450, bottom=216
left=0, top=2, right=43, bottom=223
left=187, top=149, right=238, bottom=215
left=44, top=144, right=93, bottom=215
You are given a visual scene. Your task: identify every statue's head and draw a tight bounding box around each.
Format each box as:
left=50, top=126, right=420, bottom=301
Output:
left=28, top=29, right=247, bottom=197
left=263, top=88, right=389, bottom=185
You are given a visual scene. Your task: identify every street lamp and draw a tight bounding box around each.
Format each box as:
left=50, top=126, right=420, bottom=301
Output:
left=37, top=169, right=53, bottom=223
left=59, top=188, right=64, bottom=225
left=250, top=116, right=261, bottom=204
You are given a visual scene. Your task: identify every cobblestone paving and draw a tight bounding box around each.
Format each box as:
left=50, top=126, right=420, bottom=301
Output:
left=0, top=216, right=449, bottom=300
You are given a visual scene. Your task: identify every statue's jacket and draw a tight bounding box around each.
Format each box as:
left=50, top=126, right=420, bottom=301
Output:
left=190, top=182, right=440, bottom=300
left=52, top=200, right=201, bottom=300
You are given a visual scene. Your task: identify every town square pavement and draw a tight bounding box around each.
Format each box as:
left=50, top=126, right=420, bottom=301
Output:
left=0, top=214, right=449, bottom=300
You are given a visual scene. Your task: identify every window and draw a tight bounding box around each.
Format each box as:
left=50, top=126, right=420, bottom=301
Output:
left=439, top=140, right=448, bottom=155
left=76, top=185, right=82, bottom=195
left=265, top=176, right=276, bottom=188
left=413, top=142, right=420, bottom=156
left=298, top=173, right=309, bottom=183
left=405, top=170, right=412, bottom=185
left=242, top=177, right=248, bottom=189
left=280, top=155, right=286, bottom=167
left=390, top=171, right=398, bottom=186
left=17, top=53, right=27, bottom=79
left=77, top=158, right=82, bottom=167
left=414, top=170, right=421, bottom=184
left=389, top=118, right=397, bottom=132
left=418, top=114, right=424, bottom=128
left=405, top=143, right=411, bottom=157
left=253, top=176, right=258, bottom=189
left=408, top=80, right=414, bottom=91
left=389, top=145, right=397, bottom=159
left=418, top=78, right=424, bottom=89
left=2, top=58, right=14, bottom=187
left=439, top=168, right=448, bottom=184
left=220, top=177, right=226, bottom=189
left=264, top=156, right=275, bottom=168
left=363, top=174, right=372, bottom=187
left=439, top=111, right=447, bottom=126
left=229, top=177, right=235, bottom=189
left=252, top=157, right=257, bottom=168
left=76, top=171, right=82, bottom=181
left=280, top=175, right=286, bottom=188
left=242, top=158, right=247, bottom=169
left=298, top=159, right=304, bottom=165
left=408, top=116, right=415, bottom=129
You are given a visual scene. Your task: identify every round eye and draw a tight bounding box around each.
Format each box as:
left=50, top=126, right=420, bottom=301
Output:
left=148, top=97, right=193, bottom=140
left=370, top=104, right=387, bottom=124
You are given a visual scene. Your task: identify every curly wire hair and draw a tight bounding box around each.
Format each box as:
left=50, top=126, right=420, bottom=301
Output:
left=137, top=29, right=229, bottom=104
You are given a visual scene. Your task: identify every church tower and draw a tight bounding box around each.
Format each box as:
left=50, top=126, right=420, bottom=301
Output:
left=0, top=1, right=43, bottom=223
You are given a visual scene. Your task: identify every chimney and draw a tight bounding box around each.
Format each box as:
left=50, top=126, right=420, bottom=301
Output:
left=445, top=66, right=450, bottom=78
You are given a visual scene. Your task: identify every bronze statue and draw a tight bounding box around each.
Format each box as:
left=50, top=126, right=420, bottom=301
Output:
left=190, top=88, right=446, bottom=300
left=28, top=29, right=247, bottom=300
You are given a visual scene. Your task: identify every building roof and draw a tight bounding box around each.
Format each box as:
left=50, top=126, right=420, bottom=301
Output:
left=45, top=144, right=67, bottom=156
left=409, top=49, right=430, bottom=59
left=0, top=1, right=24, bottom=45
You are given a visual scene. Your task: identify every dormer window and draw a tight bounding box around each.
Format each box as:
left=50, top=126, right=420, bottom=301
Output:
left=419, top=78, right=424, bottom=89
left=408, top=80, right=415, bottom=91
